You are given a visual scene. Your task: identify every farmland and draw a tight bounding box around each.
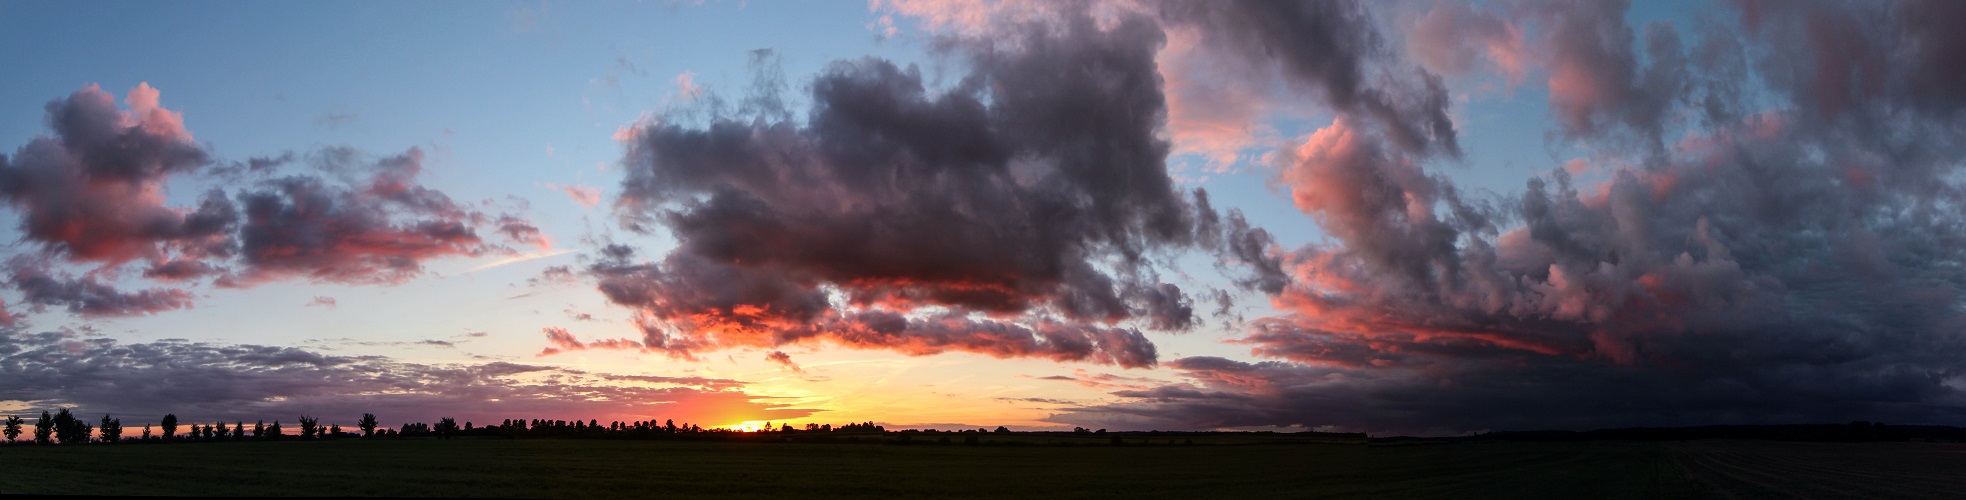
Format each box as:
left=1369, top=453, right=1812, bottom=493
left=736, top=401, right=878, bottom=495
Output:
left=0, top=437, right=1959, bottom=498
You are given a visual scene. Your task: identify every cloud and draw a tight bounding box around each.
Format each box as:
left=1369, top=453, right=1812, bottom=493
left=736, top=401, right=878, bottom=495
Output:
left=1523, top=0, right=1688, bottom=149
left=0, top=327, right=812, bottom=426
left=535, top=326, right=645, bottom=357
left=1154, top=0, right=1459, bottom=157
left=0, top=83, right=227, bottom=265
left=4, top=259, right=193, bottom=317
left=1737, top=0, right=1966, bottom=132
left=551, top=183, right=601, bottom=207
left=527, top=265, right=578, bottom=287
left=306, top=296, right=337, bottom=308
left=604, top=6, right=1210, bottom=366
left=1030, top=369, right=1165, bottom=391
left=764, top=350, right=799, bottom=372
left=876, top=1, right=1465, bottom=171
left=1054, top=1, right=1966, bottom=433
left=222, top=147, right=506, bottom=286
left=495, top=214, right=551, bottom=250
left=0, top=84, right=544, bottom=321
left=1402, top=1, right=1525, bottom=85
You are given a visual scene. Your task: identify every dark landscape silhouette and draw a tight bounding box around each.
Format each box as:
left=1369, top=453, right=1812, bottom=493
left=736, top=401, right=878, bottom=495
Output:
left=8, top=407, right=1966, bottom=446
left=4, top=408, right=1964, bottom=498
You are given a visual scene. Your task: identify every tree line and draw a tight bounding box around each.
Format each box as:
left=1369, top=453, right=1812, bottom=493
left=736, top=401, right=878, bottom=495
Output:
left=0, top=409, right=903, bottom=445
left=0, top=409, right=348, bottom=444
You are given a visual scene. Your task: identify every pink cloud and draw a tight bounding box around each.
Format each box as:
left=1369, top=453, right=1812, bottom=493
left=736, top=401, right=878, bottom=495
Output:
left=1404, top=2, right=1526, bottom=86
left=1157, top=23, right=1275, bottom=171
left=496, top=214, right=552, bottom=250
left=0, top=83, right=222, bottom=265
left=537, top=326, right=646, bottom=357
left=552, top=183, right=601, bottom=207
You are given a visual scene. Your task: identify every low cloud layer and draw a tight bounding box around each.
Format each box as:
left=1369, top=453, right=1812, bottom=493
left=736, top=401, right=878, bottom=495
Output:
left=0, top=327, right=807, bottom=427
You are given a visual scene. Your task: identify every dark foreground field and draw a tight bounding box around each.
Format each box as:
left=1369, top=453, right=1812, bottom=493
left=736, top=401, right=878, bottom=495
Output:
left=1, top=438, right=1961, bottom=498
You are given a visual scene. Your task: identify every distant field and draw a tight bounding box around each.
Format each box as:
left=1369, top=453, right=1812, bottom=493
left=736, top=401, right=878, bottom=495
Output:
left=0, top=438, right=1959, bottom=498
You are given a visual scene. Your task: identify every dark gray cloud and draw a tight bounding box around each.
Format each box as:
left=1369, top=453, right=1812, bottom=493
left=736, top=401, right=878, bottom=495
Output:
left=221, top=147, right=498, bottom=286
left=5, top=259, right=194, bottom=317
left=603, top=6, right=1208, bottom=365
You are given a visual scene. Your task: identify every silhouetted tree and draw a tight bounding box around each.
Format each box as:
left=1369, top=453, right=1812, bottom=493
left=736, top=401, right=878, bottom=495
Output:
left=33, top=410, right=53, bottom=444
left=215, top=421, right=229, bottom=441
left=3, top=415, right=21, bottom=443
left=994, top=426, right=1011, bottom=434
left=252, top=420, right=265, bottom=439
left=142, top=424, right=151, bottom=441
left=266, top=421, right=282, bottom=441
left=100, top=415, right=122, bottom=444
left=52, top=409, right=85, bottom=444
left=359, top=413, right=378, bottom=438
left=235, top=421, right=246, bottom=441
left=160, top=413, right=178, bottom=441
left=328, top=424, right=341, bottom=439
left=298, top=415, right=319, bottom=439
left=436, top=417, right=459, bottom=439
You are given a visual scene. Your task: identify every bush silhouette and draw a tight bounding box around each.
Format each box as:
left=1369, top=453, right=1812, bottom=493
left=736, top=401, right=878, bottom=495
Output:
left=161, top=414, right=178, bottom=441
left=359, top=413, right=378, bottom=438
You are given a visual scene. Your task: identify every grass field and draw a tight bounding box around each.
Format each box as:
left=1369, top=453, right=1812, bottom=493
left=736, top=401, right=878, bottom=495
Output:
left=0, top=438, right=1959, bottom=498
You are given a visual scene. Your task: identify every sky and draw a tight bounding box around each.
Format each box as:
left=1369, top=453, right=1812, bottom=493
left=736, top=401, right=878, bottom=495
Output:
left=1, top=0, right=1963, bottom=436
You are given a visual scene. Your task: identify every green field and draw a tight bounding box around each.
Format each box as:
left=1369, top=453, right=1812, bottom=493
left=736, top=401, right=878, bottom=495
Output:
left=0, top=438, right=1960, bottom=498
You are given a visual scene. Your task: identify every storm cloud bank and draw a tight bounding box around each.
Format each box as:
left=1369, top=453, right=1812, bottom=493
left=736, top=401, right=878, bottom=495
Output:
left=1050, top=0, right=1966, bottom=433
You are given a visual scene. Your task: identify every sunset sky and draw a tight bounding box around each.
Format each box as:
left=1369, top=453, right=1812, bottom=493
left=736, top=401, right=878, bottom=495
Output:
left=2, top=0, right=1963, bottom=435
